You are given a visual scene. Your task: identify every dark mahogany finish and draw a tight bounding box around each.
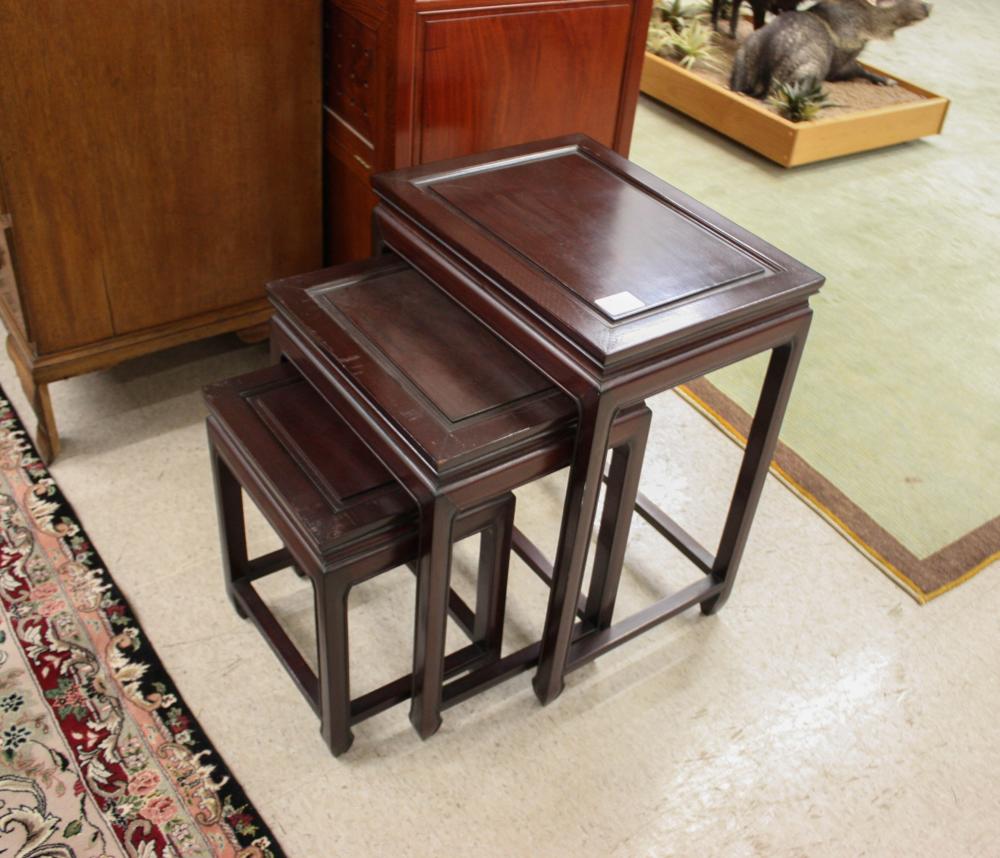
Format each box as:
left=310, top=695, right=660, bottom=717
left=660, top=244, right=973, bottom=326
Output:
left=205, top=363, right=516, bottom=756
left=371, top=134, right=824, bottom=704
left=414, top=3, right=637, bottom=164
left=426, top=153, right=765, bottom=333
left=272, top=257, right=571, bottom=471
left=268, top=256, right=652, bottom=738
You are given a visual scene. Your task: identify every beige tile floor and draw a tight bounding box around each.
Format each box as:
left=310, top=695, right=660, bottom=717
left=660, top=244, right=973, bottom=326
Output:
left=3, top=111, right=999, bottom=857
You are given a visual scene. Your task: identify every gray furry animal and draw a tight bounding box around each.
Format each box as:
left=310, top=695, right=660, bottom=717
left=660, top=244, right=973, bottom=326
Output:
left=730, top=0, right=931, bottom=98
left=711, top=0, right=801, bottom=39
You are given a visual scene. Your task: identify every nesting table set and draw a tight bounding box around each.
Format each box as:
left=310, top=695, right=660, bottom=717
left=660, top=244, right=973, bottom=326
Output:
left=204, top=136, right=823, bottom=755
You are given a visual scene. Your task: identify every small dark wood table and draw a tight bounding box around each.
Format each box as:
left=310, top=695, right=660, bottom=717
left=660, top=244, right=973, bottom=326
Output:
left=204, top=363, right=516, bottom=755
left=372, top=134, right=825, bottom=704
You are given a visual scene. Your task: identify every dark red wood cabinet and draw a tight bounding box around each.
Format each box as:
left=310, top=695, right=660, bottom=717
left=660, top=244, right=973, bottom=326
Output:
left=323, top=0, right=652, bottom=263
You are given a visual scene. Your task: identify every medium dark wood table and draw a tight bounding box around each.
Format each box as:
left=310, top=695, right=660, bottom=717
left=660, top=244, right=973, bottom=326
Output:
left=268, top=256, right=651, bottom=737
left=372, top=134, right=825, bottom=704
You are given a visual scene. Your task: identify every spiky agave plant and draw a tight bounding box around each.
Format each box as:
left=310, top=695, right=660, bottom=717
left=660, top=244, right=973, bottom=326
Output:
left=665, top=18, right=718, bottom=70
left=768, top=78, right=837, bottom=121
left=647, top=20, right=674, bottom=55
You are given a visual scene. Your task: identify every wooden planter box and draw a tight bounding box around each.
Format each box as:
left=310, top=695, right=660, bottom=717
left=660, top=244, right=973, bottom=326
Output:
left=640, top=50, right=949, bottom=167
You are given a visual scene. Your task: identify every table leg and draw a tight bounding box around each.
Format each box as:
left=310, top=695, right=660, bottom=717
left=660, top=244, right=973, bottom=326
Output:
left=533, top=397, right=616, bottom=705
left=585, top=408, right=652, bottom=630
left=409, top=494, right=458, bottom=739
left=702, top=319, right=810, bottom=614
left=473, top=495, right=514, bottom=662
left=209, top=445, right=250, bottom=620
left=315, top=577, right=354, bottom=756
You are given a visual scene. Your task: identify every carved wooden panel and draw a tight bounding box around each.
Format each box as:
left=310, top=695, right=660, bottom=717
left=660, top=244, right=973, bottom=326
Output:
left=326, top=4, right=377, bottom=145
left=321, top=0, right=651, bottom=265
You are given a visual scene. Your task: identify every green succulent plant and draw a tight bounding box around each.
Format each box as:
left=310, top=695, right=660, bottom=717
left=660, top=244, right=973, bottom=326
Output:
left=664, top=19, right=719, bottom=70
left=646, top=22, right=675, bottom=55
left=768, top=78, right=837, bottom=122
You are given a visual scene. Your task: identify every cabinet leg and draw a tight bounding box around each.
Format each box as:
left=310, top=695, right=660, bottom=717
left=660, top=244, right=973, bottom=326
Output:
left=5, top=335, right=60, bottom=462
left=30, top=384, right=59, bottom=463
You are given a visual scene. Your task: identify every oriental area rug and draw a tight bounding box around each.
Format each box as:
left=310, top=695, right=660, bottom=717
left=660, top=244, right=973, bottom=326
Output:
left=0, top=388, right=284, bottom=857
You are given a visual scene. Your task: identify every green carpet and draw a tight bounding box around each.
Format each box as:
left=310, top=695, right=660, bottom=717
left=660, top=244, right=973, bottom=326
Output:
left=630, top=0, right=999, bottom=600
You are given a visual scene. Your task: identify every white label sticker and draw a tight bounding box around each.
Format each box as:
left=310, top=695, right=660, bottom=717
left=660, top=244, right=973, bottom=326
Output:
left=595, top=290, right=645, bottom=317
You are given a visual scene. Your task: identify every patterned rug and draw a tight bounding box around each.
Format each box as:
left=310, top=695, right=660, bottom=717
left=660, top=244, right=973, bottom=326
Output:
left=0, top=388, right=284, bottom=857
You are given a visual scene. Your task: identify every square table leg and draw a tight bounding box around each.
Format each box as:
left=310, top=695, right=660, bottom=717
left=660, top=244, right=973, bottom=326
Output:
left=209, top=446, right=250, bottom=620
left=314, top=574, right=354, bottom=755
left=702, top=328, right=809, bottom=614
left=584, top=409, right=652, bottom=630
left=533, top=314, right=811, bottom=704
left=532, top=394, right=619, bottom=704
left=409, top=495, right=458, bottom=739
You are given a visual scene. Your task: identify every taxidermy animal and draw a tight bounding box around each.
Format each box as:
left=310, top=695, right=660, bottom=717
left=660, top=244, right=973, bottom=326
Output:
left=711, top=0, right=801, bottom=39
left=730, top=0, right=932, bottom=98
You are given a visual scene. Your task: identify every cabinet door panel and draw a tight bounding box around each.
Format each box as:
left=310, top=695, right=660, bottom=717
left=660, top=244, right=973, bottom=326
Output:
left=0, top=1, right=322, bottom=347
left=416, top=3, right=633, bottom=164
left=0, top=5, right=117, bottom=352
left=323, top=0, right=393, bottom=264
left=326, top=2, right=379, bottom=146
left=91, top=3, right=322, bottom=335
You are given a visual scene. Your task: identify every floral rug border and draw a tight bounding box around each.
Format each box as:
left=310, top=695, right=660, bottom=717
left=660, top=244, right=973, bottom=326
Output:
left=0, top=387, right=285, bottom=857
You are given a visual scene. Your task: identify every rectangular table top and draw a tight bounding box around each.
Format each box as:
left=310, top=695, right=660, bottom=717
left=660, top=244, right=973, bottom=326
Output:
left=373, top=134, right=824, bottom=371
left=268, top=256, right=575, bottom=475
left=205, top=363, right=415, bottom=555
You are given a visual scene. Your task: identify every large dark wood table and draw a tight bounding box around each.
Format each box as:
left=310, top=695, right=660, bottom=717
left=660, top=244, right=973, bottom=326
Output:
left=372, top=134, right=824, bottom=704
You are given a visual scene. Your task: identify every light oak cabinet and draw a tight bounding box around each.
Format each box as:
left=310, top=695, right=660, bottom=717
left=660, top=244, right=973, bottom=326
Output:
left=323, top=0, right=652, bottom=263
left=0, top=1, right=323, bottom=459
